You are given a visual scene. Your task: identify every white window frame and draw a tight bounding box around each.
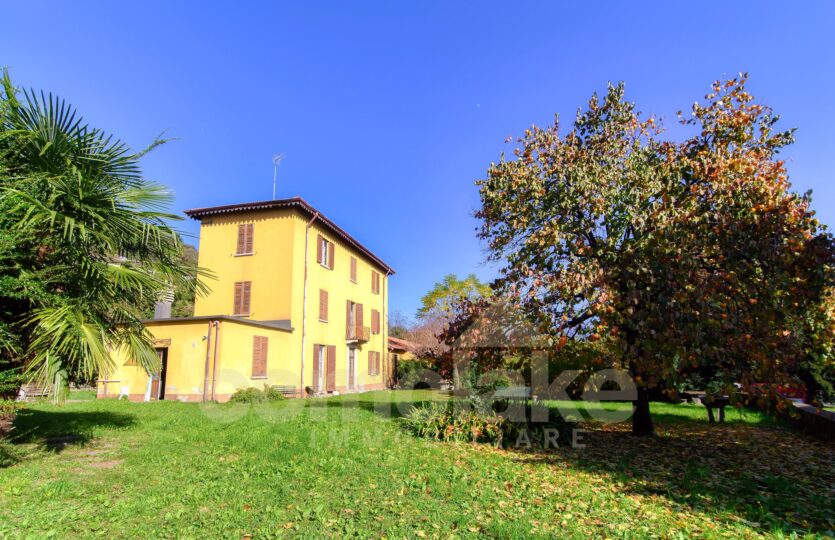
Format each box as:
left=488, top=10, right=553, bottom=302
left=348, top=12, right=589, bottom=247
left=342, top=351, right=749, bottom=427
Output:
left=320, top=238, right=330, bottom=269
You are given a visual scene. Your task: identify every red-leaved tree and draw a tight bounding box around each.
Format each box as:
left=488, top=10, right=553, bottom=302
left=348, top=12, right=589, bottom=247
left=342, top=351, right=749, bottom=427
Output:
left=476, top=75, right=835, bottom=436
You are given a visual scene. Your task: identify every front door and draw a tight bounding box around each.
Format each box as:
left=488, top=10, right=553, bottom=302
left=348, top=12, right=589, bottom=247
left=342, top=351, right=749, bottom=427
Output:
left=348, top=348, right=356, bottom=390
left=149, top=348, right=168, bottom=400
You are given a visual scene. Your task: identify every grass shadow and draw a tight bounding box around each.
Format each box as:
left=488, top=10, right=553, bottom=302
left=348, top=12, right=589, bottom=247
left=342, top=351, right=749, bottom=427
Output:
left=5, top=408, right=137, bottom=458
left=361, top=390, right=831, bottom=535
left=507, top=418, right=834, bottom=535
left=301, top=390, right=451, bottom=419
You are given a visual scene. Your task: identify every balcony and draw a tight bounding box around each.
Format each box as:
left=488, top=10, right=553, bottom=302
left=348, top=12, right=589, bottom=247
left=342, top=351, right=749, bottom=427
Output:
left=346, top=325, right=370, bottom=343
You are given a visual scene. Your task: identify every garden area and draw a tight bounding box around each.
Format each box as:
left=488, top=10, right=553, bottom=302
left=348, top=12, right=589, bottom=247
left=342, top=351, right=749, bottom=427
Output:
left=0, top=391, right=832, bottom=538
left=2, top=27, right=835, bottom=540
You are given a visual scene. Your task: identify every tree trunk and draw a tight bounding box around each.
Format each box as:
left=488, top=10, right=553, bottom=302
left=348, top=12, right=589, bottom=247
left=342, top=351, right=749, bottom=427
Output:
left=625, top=327, right=654, bottom=437
left=452, top=360, right=462, bottom=390
left=632, top=386, right=654, bottom=436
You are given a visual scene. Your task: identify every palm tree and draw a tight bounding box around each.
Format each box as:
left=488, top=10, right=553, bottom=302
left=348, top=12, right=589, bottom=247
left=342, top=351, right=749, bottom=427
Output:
left=0, top=69, right=209, bottom=401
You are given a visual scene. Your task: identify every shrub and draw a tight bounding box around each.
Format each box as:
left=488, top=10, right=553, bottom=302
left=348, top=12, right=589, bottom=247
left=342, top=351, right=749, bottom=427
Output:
left=396, top=358, right=437, bottom=390
left=402, top=399, right=573, bottom=448
left=0, top=365, right=24, bottom=400
left=228, top=385, right=286, bottom=404
left=401, top=402, right=504, bottom=443
left=0, top=399, right=19, bottom=417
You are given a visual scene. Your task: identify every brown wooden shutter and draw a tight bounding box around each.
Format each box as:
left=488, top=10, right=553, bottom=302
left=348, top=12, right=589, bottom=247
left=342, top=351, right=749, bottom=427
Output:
left=233, top=282, right=243, bottom=314
left=313, top=344, right=321, bottom=389
left=236, top=224, right=246, bottom=255
left=252, top=336, right=260, bottom=374
left=371, top=310, right=379, bottom=334
left=252, top=336, right=268, bottom=377
left=259, top=336, right=268, bottom=377
left=346, top=300, right=352, bottom=336
left=244, top=223, right=254, bottom=254
left=316, top=234, right=323, bottom=263
left=328, top=241, right=335, bottom=269
left=261, top=336, right=270, bottom=377
left=326, top=345, right=336, bottom=391
left=242, top=282, right=251, bottom=314
left=368, top=350, right=374, bottom=375
left=356, top=303, right=363, bottom=328
left=319, top=289, right=328, bottom=321
left=350, top=257, right=357, bottom=282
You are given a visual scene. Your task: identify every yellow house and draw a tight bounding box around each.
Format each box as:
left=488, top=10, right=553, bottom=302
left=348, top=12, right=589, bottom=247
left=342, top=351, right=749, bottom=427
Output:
left=99, top=197, right=394, bottom=401
left=388, top=336, right=418, bottom=367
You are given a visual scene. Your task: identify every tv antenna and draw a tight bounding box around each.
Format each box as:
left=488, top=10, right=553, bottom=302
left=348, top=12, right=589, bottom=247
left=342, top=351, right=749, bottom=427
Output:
left=272, top=154, right=285, bottom=200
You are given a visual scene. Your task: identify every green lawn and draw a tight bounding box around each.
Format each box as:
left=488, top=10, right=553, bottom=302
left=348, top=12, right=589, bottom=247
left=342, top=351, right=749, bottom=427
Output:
left=69, top=389, right=97, bottom=401
left=0, top=391, right=832, bottom=538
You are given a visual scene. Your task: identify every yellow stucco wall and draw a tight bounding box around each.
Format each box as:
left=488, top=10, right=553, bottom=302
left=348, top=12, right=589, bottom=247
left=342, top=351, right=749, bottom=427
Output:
left=100, top=319, right=294, bottom=402
left=101, top=204, right=391, bottom=401
left=193, top=210, right=297, bottom=320
left=193, top=208, right=389, bottom=394
left=210, top=320, right=296, bottom=399
left=392, top=349, right=417, bottom=363
left=291, top=219, right=389, bottom=392
left=99, top=320, right=212, bottom=401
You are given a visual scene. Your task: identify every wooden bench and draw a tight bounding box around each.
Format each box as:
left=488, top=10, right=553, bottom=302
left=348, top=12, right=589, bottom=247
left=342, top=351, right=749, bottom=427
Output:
left=270, top=385, right=297, bottom=398
left=683, top=391, right=730, bottom=423
left=493, top=386, right=533, bottom=400
left=17, top=384, right=49, bottom=401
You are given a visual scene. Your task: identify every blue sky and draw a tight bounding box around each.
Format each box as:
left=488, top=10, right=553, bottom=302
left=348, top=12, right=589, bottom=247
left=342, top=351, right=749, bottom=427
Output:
left=3, top=1, right=834, bottom=321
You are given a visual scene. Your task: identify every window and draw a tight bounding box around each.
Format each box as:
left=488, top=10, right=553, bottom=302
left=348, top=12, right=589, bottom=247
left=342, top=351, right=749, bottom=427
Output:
left=371, top=270, right=380, bottom=294
left=368, top=351, right=381, bottom=376
left=371, top=309, right=380, bottom=334
left=346, top=301, right=364, bottom=339
left=236, top=223, right=254, bottom=255
left=319, top=289, right=329, bottom=321
left=350, top=256, right=357, bottom=283
left=252, top=336, right=268, bottom=378
left=316, top=234, right=335, bottom=269
left=233, top=281, right=251, bottom=315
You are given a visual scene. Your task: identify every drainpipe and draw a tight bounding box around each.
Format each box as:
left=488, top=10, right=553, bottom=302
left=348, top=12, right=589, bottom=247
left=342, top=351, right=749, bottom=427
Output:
left=210, top=320, right=221, bottom=400
left=300, top=212, right=319, bottom=398
left=383, top=270, right=391, bottom=388
left=202, top=321, right=214, bottom=402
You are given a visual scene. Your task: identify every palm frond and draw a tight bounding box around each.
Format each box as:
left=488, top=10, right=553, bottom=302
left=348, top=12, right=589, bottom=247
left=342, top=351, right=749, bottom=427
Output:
left=25, top=304, right=113, bottom=384
left=1, top=70, right=196, bottom=400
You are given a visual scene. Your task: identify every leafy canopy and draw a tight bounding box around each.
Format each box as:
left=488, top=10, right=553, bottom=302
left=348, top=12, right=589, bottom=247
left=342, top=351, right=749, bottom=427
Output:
left=476, top=75, right=835, bottom=431
left=417, top=273, right=492, bottom=320
left=0, top=69, right=210, bottom=399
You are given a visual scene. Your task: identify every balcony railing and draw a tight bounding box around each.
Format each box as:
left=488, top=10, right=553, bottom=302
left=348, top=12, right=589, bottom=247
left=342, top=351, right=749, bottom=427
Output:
left=346, top=325, right=370, bottom=342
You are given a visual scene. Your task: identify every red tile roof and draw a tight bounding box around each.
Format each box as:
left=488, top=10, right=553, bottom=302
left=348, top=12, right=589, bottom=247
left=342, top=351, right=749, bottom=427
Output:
left=388, top=336, right=419, bottom=353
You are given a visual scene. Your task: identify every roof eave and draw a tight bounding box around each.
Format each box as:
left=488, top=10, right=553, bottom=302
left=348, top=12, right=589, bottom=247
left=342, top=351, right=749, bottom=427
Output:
left=183, top=197, right=395, bottom=275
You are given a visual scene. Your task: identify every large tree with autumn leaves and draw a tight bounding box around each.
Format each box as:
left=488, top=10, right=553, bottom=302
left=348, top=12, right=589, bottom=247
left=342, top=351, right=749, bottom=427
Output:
left=476, top=75, right=835, bottom=436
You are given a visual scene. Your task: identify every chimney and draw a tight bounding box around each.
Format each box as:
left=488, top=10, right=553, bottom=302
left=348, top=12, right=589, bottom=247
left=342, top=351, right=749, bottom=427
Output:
left=153, top=288, right=174, bottom=319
